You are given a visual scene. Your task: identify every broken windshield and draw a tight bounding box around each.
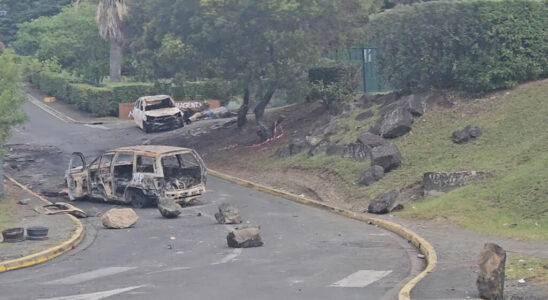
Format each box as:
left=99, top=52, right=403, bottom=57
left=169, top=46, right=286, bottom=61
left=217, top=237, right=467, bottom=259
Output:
left=144, top=98, right=174, bottom=111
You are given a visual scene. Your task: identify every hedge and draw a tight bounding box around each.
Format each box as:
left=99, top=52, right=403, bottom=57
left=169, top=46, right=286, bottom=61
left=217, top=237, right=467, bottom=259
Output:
left=367, top=0, right=548, bottom=94
left=30, top=72, right=160, bottom=116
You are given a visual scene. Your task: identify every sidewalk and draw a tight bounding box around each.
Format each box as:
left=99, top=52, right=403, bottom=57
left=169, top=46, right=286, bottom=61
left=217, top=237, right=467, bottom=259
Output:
left=0, top=178, right=83, bottom=272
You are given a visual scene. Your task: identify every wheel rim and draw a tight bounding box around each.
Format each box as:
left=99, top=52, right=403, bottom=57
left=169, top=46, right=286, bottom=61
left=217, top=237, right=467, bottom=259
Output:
left=131, top=191, right=146, bottom=208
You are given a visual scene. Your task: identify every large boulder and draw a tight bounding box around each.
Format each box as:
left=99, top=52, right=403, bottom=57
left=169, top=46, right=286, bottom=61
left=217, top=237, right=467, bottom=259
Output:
left=355, top=110, right=374, bottom=121
left=343, top=143, right=369, bottom=161
left=477, top=243, right=506, bottom=300
left=275, top=138, right=307, bottom=158
left=308, top=140, right=330, bottom=157
left=423, top=171, right=492, bottom=196
left=367, top=190, right=400, bottom=214
left=325, top=144, right=346, bottom=156
left=377, top=106, right=415, bottom=138
left=102, top=208, right=138, bottom=229
left=452, top=125, right=482, bottom=144
left=215, top=203, right=242, bottom=224
left=374, top=93, right=398, bottom=106
left=356, top=132, right=387, bottom=148
left=370, top=144, right=402, bottom=171
left=358, top=165, right=385, bottom=186
left=227, top=226, right=263, bottom=248
left=157, top=197, right=181, bottom=218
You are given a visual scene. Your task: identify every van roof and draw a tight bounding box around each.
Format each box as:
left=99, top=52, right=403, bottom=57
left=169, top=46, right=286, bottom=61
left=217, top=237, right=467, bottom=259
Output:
left=112, top=145, right=193, bottom=155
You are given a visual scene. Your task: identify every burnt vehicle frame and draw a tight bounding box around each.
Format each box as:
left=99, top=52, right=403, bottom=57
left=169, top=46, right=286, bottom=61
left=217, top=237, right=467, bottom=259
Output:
left=132, top=95, right=188, bottom=133
left=65, top=146, right=207, bottom=208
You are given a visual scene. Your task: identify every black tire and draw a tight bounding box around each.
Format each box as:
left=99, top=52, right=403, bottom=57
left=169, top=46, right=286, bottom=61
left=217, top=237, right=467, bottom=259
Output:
left=143, top=121, right=151, bottom=133
left=129, top=189, right=149, bottom=208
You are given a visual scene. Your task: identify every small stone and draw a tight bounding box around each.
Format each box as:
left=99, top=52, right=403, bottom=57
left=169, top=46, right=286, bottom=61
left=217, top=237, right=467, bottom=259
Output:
left=227, top=226, right=263, bottom=248
left=157, top=197, right=181, bottom=218
left=452, top=125, right=482, bottom=144
left=477, top=243, right=506, bottom=300
left=215, top=203, right=242, bottom=224
left=357, top=165, right=385, bottom=186
left=370, top=144, right=402, bottom=171
left=367, top=190, right=400, bottom=214
left=17, top=199, right=31, bottom=205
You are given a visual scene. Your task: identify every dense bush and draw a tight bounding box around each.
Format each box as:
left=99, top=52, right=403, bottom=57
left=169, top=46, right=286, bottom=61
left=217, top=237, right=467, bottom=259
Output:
left=367, top=0, right=548, bottom=94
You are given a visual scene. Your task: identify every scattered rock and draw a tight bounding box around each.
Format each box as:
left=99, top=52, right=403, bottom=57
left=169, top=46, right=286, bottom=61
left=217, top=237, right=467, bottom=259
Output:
left=343, top=143, right=369, bottom=161
left=477, top=243, right=506, bottom=300
left=325, top=144, right=346, bottom=156
left=355, top=110, right=374, bottom=121
left=401, top=94, right=424, bottom=117
left=357, top=165, right=385, bottom=186
left=376, top=106, right=415, bottom=138
left=359, top=93, right=379, bottom=108
left=356, top=132, right=387, bottom=148
left=423, top=171, right=493, bottom=196
left=370, top=144, right=402, bottom=171
left=452, top=125, right=482, bottom=144
left=308, top=140, right=330, bottom=157
left=17, top=199, right=31, bottom=205
left=102, top=208, right=138, bottom=229
left=367, top=190, right=400, bottom=214
left=375, top=93, right=397, bottom=106
left=275, top=138, right=307, bottom=158
left=215, top=203, right=243, bottom=224
left=157, top=197, right=181, bottom=218
left=227, top=226, right=263, bottom=248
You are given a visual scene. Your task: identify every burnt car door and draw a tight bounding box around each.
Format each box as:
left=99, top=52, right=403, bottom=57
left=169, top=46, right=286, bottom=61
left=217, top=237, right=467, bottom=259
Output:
left=66, top=152, right=89, bottom=201
left=97, top=152, right=115, bottom=200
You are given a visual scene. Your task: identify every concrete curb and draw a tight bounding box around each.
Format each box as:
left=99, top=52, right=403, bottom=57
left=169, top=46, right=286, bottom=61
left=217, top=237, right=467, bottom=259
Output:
left=208, top=169, right=437, bottom=300
left=0, top=176, right=85, bottom=273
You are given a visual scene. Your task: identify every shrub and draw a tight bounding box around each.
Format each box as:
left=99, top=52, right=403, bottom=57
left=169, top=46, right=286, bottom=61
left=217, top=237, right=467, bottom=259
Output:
left=367, top=0, right=548, bottom=94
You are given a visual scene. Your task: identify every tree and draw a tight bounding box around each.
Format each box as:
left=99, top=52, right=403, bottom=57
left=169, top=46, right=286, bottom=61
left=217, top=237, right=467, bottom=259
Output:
left=189, top=0, right=382, bottom=127
left=13, top=3, right=108, bottom=82
left=94, top=0, right=128, bottom=82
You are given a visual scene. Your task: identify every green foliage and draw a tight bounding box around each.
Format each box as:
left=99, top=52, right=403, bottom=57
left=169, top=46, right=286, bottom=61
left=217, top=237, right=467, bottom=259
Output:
left=13, top=3, right=108, bottom=82
left=309, top=62, right=361, bottom=108
left=30, top=71, right=156, bottom=116
left=367, top=0, right=548, bottom=95
left=0, top=0, right=74, bottom=44
left=0, top=49, right=26, bottom=146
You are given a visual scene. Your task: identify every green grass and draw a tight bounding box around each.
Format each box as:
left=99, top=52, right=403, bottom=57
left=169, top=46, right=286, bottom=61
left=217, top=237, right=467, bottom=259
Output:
left=0, top=194, right=17, bottom=248
left=506, top=253, right=548, bottom=285
left=276, top=80, right=548, bottom=240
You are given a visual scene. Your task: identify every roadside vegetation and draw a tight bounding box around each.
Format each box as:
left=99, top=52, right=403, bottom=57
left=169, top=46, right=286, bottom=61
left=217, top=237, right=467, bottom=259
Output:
left=506, top=253, right=548, bottom=286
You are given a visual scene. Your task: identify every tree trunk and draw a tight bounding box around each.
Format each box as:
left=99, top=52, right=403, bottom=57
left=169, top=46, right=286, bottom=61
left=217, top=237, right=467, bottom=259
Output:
left=253, top=85, right=276, bottom=122
left=109, top=40, right=122, bottom=82
left=237, top=87, right=250, bottom=128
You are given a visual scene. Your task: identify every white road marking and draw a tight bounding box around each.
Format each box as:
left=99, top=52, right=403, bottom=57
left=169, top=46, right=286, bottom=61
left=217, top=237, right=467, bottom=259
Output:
left=211, top=248, right=243, bottom=265
left=43, top=267, right=136, bottom=285
left=146, top=266, right=191, bottom=275
left=37, top=285, right=145, bottom=300
left=330, top=270, right=392, bottom=288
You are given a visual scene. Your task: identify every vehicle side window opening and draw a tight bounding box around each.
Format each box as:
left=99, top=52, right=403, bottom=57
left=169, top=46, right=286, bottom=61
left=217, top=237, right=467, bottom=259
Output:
left=136, top=156, right=155, bottom=173
left=113, top=153, right=134, bottom=195
left=100, top=154, right=114, bottom=169
left=69, top=154, right=85, bottom=173
left=161, top=153, right=202, bottom=190
left=144, top=98, right=174, bottom=111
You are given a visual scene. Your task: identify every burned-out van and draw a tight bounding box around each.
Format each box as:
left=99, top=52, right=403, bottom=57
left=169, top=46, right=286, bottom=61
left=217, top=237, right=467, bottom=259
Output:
left=65, top=146, right=207, bottom=208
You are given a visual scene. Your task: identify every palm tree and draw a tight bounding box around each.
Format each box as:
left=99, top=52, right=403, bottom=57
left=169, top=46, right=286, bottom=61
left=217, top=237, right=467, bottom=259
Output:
left=79, top=0, right=127, bottom=82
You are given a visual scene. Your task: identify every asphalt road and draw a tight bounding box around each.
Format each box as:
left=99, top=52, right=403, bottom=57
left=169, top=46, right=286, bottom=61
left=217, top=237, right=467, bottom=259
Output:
left=0, top=100, right=417, bottom=299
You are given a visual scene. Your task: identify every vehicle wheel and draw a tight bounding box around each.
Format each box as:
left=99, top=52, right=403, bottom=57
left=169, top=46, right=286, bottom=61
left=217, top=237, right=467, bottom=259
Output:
left=177, top=117, right=185, bottom=128
left=143, top=121, right=151, bottom=133
left=129, top=189, right=149, bottom=208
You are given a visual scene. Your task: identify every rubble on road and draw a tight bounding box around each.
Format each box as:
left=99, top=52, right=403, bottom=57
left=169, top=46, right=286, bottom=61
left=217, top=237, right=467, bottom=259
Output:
left=157, top=197, right=182, bottom=218
left=215, top=203, right=242, bottom=224
left=227, top=226, right=263, bottom=248
left=477, top=243, right=506, bottom=300
left=34, top=202, right=87, bottom=218
left=17, top=198, right=30, bottom=205
left=102, top=208, right=138, bottom=229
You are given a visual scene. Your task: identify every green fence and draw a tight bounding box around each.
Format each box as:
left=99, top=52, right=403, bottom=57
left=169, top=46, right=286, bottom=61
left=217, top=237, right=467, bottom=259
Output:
left=326, top=46, right=391, bottom=93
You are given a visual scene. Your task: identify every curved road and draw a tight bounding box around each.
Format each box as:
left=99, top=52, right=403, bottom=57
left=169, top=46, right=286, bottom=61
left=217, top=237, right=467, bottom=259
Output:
left=0, top=99, right=418, bottom=299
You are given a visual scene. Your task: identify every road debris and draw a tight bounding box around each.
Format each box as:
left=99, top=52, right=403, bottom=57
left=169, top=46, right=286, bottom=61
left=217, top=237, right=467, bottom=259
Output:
left=227, top=226, right=263, bottom=248
left=215, top=203, right=242, bottom=224
left=2, top=228, right=25, bottom=243
left=34, top=202, right=87, bottom=218
left=417, top=254, right=426, bottom=259
left=17, top=198, right=30, bottom=205
left=26, top=226, right=49, bottom=240
left=102, top=208, right=138, bottom=229
left=157, top=197, right=181, bottom=218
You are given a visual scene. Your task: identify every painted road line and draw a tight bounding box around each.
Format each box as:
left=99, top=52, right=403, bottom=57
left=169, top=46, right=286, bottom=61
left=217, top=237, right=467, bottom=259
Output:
left=37, top=285, right=145, bottom=300
left=330, top=270, right=392, bottom=288
left=43, top=267, right=136, bottom=285
left=211, top=248, right=243, bottom=265
left=146, top=266, right=191, bottom=275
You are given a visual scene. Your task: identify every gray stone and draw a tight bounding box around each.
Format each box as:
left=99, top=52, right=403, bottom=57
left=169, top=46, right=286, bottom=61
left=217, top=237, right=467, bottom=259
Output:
left=17, top=198, right=31, bottom=205
left=358, top=165, right=385, bottom=186
left=355, top=110, right=374, bottom=121
left=377, top=106, right=414, bottom=138
left=359, top=93, right=379, bottom=108
left=275, top=138, right=307, bottom=158
left=308, top=140, right=330, bottom=157
left=452, top=125, right=482, bottom=144
left=477, top=243, right=506, bottom=300
left=227, top=226, right=263, bottom=248
left=423, top=171, right=493, bottom=196
left=215, top=203, right=242, bottom=224
left=370, top=144, right=402, bottom=171
left=401, top=94, right=424, bottom=117
left=102, top=208, right=138, bottom=229
left=325, top=144, right=346, bottom=156
left=356, top=132, right=387, bottom=148
left=343, top=143, right=369, bottom=161
left=157, top=197, right=181, bottom=218
left=374, top=93, right=397, bottom=106
left=367, top=190, right=399, bottom=214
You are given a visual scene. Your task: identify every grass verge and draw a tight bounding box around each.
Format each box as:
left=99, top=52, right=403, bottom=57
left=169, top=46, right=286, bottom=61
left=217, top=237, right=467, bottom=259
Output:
left=506, top=253, right=548, bottom=286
